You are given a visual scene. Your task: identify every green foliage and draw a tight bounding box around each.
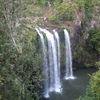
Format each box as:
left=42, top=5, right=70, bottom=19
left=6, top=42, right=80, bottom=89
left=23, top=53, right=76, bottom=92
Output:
left=73, top=27, right=100, bottom=68
left=49, top=14, right=59, bottom=24
left=54, top=1, right=61, bottom=8
left=35, top=0, right=48, bottom=6
left=81, top=0, right=95, bottom=30
left=0, top=0, right=44, bottom=99
left=0, top=29, right=43, bottom=100
left=84, top=63, right=92, bottom=68
left=57, top=0, right=78, bottom=20
left=88, top=28, right=100, bottom=55
left=47, top=0, right=99, bottom=23
left=74, top=0, right=85, bottom=11
left=93, top=0, right=100, bottom=7
left=95, top=61, right=100, bottom=69
left=84, top=0, right=94, bottom=19
left=51, top=0, right=95, bottom=21
left=76, top=70, right=100, bottom=100
left=90, top=70, right=100, bottom=100
left=73, top=47, right=88, bottom=59
left=23, top=5, right=42, bottom=17
left=0, top=3, right=2, bottom=17
left=0, top=77, right=4, bottom=85
left=81, top=15, right=88, bottom=28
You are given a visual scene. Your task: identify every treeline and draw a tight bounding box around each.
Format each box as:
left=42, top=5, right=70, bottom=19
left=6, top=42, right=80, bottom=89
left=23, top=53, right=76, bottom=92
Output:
left=48, top=0, right=100, bottom=23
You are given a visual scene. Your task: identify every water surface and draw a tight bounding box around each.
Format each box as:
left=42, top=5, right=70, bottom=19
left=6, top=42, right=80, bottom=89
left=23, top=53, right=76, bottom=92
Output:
left=41, top=68, right=97, bottom=100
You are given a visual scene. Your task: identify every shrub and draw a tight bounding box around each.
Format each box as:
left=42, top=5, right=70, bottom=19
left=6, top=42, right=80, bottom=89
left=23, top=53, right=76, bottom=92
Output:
left=76, top=70, right=100, bottom=100
left=90, top=70, right=100, bottom=100
left=49, top=14, right=59, bottom=24
left=57, top=1, right=78, bottom=20
left=95, top=61, right=100, bottom=69
left=88, top=28, right=100, bottom=55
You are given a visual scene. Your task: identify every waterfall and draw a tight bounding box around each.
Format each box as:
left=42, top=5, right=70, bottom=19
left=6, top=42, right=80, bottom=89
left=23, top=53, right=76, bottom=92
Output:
left=53, top=30, right=61, bottom=89
left=36, top=27, right=75, bottom=98
left=39, top=28, right=61, bottom=93
left=64, top=29, right=75, bottom=80
left=39, top=28, right=54, bottom=92
left=35, top=28, right=49, bottom=98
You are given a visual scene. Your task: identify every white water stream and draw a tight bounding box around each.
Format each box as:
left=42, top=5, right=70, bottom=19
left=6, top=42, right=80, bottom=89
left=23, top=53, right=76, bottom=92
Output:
left=36, top=28, right=75, bottom=98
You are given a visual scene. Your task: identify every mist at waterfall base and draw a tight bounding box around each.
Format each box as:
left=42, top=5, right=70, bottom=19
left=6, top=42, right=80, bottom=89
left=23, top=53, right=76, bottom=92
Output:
left=36, top=28, right=75, bottom=98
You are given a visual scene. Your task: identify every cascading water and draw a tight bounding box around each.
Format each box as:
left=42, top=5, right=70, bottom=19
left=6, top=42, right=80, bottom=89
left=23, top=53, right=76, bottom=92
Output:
left=39, top=28, right=54, bottom=92
left=36, top=27, right=75, bottom=98
left=35, top=28, right=49, bottom=98
left=53, top=30, right=61, bottom=89
left=39, top=28, right=61, bottom=93
left=64, top=29, right=75, bottom=80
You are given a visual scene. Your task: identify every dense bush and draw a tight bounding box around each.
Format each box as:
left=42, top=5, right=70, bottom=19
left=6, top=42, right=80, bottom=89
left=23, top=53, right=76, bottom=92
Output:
left=49, top=14, right=59, bottom=24
left=95, top=61, right=100, bottom=69
left=88, top=28, right=100, bottom=55
left=0, top=1, right=44, bottom=100
left=57, top=0, right=78, bottom=20
left=0, top=30, right=43, bottom=100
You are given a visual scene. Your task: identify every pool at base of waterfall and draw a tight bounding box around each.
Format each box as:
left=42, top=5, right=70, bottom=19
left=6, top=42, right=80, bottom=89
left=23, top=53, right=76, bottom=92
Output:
left=41, top=68, right=97, bottom=100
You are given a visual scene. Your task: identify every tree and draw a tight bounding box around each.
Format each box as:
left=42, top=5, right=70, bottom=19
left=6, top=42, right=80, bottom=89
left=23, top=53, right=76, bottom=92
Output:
left=57, top=0, right=78, bottom=20
left=0, top=0, right=44, bottom=100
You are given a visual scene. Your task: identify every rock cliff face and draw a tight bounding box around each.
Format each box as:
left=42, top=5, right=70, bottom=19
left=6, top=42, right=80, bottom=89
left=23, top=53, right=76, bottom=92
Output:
left=36, top=6, right=100, bottom=69
left=15, top=2, right=99, bottom=69
left=38, top=17, right=100, bottom=69
left=70, top=16, right=100, bottom=68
